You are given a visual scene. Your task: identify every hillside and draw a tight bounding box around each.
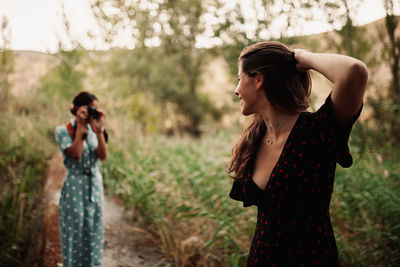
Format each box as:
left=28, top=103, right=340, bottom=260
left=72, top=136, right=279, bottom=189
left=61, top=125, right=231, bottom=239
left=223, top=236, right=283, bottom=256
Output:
left=10, top=51, right=57, bottom=95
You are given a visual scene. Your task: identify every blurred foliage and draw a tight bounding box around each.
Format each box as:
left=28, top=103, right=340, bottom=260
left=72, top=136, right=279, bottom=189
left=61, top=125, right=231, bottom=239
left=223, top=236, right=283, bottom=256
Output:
left=99, top=47, right=222, bottom=135
left=0, top=16, right=14, bottom=107
left=38, top=48, right=86, bottom=102
left=332, top=145, right=400, bottom=266
left=102, top=131, right=255, bottom=266
left=91, top=0, right=224, bottom=135
left=369, top=0, right=400, bottom=144
left=0, top=95, right=58, bottom=266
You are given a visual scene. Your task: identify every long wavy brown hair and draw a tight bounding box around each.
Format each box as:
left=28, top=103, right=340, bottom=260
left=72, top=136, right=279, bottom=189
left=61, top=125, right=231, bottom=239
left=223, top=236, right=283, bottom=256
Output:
left=227, top=41, right=312, bottom=181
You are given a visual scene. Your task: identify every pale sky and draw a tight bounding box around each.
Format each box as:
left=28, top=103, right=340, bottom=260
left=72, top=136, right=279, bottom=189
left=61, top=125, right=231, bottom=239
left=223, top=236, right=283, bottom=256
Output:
left=0, top=0, right=397, bottom=53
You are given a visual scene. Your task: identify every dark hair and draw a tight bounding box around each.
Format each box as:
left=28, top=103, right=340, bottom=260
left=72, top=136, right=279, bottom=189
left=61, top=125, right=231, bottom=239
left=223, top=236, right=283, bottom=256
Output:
left=70, top=91, right=98, bottom=115
left=227, top=41, right=311, bottom=181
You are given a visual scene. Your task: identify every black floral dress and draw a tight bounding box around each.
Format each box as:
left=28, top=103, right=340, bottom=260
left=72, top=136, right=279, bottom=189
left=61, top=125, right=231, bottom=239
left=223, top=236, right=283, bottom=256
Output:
left=229, top=94, right=362, bottom=266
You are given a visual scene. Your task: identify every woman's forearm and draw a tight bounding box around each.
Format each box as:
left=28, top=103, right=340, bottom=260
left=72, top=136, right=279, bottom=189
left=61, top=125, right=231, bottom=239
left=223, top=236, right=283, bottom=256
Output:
left=66, top=134, right=84, bottom=158
left=65, top=127, right=86, bottom=158
left=296, top=52, right=367, bottom=85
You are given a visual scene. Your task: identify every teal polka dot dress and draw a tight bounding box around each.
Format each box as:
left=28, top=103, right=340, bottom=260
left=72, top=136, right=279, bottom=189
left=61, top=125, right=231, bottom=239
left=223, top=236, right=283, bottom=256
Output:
left=55, top=120, right=104, bottom=267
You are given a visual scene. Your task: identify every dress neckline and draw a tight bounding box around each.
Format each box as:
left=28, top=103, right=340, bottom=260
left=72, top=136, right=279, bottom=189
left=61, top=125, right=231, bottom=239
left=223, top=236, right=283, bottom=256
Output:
left=251, top=111, right=305, bottom=192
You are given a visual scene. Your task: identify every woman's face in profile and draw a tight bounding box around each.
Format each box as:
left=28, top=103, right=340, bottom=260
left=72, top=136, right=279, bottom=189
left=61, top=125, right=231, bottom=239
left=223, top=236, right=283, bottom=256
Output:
left=235, top=62, right=260, bottom=116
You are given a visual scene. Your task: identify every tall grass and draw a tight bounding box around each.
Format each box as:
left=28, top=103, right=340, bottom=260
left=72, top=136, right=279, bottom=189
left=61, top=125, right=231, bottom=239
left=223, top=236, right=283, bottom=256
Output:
left=102, top=128, right=400, bottom=267
left=0, top=97, right=58, bottom=266
left=332, top=148, right=400, bottom=266
left=103, top=131, right=255, bottom=266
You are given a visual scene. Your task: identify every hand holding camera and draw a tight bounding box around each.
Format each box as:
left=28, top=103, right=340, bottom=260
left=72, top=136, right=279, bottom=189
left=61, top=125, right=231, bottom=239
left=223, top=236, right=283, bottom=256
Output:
left=74, top=105, right=106, bottom=140
left=88, top=106, right=106, bottom=133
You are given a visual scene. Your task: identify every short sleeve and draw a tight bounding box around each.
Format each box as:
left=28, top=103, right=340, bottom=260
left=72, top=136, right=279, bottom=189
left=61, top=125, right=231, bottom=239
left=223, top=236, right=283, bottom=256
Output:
left=229, top=176, right=265, bottom=207
left=313, top=93, right=362, bottom=168
left=55, top=126, right=72, bottom=152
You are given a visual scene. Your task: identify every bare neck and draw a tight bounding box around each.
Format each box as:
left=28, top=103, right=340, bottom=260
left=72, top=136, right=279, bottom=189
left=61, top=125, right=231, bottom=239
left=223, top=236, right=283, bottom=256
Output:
left=258, top=102, right=300, bottom=139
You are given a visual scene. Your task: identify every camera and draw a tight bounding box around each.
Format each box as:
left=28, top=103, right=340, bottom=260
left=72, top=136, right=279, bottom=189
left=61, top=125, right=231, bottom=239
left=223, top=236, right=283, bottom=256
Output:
left=87, top=106, right=101, bottom=120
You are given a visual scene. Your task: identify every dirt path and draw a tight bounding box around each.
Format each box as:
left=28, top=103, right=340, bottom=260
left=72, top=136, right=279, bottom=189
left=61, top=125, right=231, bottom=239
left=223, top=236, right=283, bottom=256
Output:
left=43, top=152, right=167, bottom=267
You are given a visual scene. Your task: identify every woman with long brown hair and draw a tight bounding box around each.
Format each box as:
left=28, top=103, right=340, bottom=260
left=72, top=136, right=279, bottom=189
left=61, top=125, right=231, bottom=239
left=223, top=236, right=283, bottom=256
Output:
left=227, top=41, right=368, bottom=266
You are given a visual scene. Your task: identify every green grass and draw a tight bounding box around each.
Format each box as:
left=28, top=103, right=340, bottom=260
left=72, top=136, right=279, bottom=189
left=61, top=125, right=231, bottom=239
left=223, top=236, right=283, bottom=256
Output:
left=332, top=148, right=400, bottom=266
left=102, top=131, right=255, bottom=266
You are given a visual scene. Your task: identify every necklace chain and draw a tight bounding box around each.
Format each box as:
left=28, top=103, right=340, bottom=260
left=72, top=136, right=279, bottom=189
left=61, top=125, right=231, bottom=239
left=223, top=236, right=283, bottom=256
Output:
left=264, top=117, right=291, bottom=146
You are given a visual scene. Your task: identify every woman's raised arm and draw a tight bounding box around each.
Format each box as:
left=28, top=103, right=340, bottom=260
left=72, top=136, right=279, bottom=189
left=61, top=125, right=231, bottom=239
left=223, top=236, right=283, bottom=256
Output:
left=294, top=50, right=368, bottom=125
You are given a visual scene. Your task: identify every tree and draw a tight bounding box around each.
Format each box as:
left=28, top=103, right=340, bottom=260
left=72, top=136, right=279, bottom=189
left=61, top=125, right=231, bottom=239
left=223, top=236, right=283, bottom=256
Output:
left=38, top=4, right=86, bottom=102
left=91, top=0, right=223, bottom=135
left=213, top=0, right=326, bottom=77
left=373, top=0, right=400, bottom=143
left=383, top=0, right=400, bottom=101
left=0, top=16, right=14, bottom=107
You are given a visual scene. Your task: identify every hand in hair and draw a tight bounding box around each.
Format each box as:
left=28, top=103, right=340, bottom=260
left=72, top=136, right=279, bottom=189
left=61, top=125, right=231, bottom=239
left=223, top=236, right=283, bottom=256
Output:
left=294, top=48, right=368, bottom=125
left=293, top=49, right=311, bottom=72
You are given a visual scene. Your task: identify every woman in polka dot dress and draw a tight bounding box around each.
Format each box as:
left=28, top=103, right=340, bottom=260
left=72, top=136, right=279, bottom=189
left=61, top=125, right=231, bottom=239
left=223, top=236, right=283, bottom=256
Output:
left=227, top=41, right=368, bottom=266
left=55, top=91, right=107, bottom=267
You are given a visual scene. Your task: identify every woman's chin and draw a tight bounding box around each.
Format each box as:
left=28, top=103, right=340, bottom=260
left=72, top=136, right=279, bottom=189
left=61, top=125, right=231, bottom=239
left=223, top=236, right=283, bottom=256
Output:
left=241, top=107, right=252, bottom=116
